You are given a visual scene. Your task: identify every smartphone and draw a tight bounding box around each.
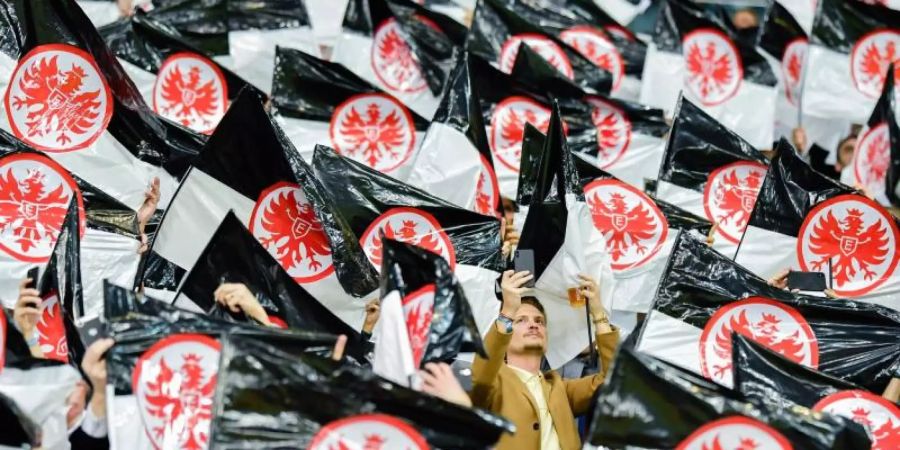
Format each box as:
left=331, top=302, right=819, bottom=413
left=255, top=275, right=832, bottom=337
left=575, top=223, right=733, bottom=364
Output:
left=76, top=315, right=107, bottom=348
left=513, top=249, right=536, bottom=288
left=787, top=271, right=827, bottom=291
left=25, top=266, right=39, bottom=289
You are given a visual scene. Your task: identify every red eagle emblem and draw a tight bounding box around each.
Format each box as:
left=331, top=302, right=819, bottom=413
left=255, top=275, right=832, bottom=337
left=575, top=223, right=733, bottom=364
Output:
left=4, top=44, right=113, bottom=152
left=402, top=285, right=435, bottom=367
left=850, top=30, right=900, bottom=99
left=498, top=33, right=574, bottom=79
left=584, top=179, right=668, bottom=271
left=308, top=414, right=429, bottom=450
left=699, top=297, right=819, bottom=387
left=797, top=194, right=900, bottom=297
left=782, top=38, right=808, bottom=106
left=682, top=29, right=743, bottom=106
left=359, top=207, right=456, bottom=272
left=560, top=26, right=624, bottom=92
left=153, top=52, right=228, bottom=135
left=814, top=390, right=900, bottom=450
left=370, top=18, right=432, bottom=93
left=489, top=96, right=554, bottom=172
left=133, top=334, right=220, bottom=450
left=474, top=154, right=500, bottom=217
left=0, top=153, right=85, bottom=262
left=675, top=416, right=792, bottom=450
left=35, top=293, right=68, bottom=363
left=703, top=162, right=767, bottom=244
left=853, top=122, right=890, bottom=193
left=586, top=97, right=632, bottom=169
left=329, top=93, right=417, bottom=174
left=249, top=182, right=334, bottom=284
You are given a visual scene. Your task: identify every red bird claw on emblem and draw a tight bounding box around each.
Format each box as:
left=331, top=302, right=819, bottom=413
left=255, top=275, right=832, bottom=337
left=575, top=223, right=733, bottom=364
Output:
left=329, top=93, right=417, bottom=174
left=308, top=414, right=429, bottom=450
left=474, top=154, right=500, bottom=217
left=703, top=161, right=767, bottom=244
left=850, top=30, right=900, bottom=99
left=782, top=38, right=808, bottom=106
left=133, top=334, right=220, bottom=450
left=370, top=18, right=431, bottom=93
left=403, top=284, right=435, bottom=366
left=35, top=293, right=68, bottom=363
left=584, top=179, right=668, bottom=272
left=498, top=33, right=574, bottom=79
left=586, top=97, right=632, bottom=169
left=249, top=182, right=334, bottom=284
left=359, top=207, right=456, bottom=272
left=489, top=96, right=554, bottom=172
left=814, top=390, right=900, bottom=450
left=853, top=122, right=890, bottom=192
left=675, top=416, right=792, bottom=450
left=153, top=52, right=228, bottom=135
left=682, top=29, right=743, bottom=106
left=560, top=26, right=624, bottom=91
left=0, top=153, right=85, bottom=262
left=4, top=44, right=113, bottom=152
left=797, top=194, right=900, bottom=297
left=699, top=297, right=818, bottom=387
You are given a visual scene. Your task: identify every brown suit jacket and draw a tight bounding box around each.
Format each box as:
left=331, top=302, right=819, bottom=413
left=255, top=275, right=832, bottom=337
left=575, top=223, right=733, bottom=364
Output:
left=470, top=324, right=619, bottom=450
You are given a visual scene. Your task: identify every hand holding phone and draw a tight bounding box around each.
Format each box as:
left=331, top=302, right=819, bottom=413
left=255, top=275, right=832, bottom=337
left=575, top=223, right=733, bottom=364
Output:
left=787, top=271, right=827, bottom=291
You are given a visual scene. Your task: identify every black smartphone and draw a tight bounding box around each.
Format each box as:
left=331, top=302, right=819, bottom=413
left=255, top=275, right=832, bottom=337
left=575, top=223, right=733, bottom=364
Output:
left=513, top=249, right=536, bottom=288
left=787, top=271, right=827, bottom=291
left=76, top=315, right=107, bottom=348
left=25, top=266, right=39, bottom=289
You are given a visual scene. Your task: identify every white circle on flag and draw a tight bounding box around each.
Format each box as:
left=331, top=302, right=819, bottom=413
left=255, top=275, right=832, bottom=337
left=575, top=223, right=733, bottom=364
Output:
left=681, top=28, right=743, bottom=106
left=782, top=38, right=808, bottom=106
left=850, top=30, right=900, bottom=99
left=560, top=26, right=624, bottom=91
left=371, top=18, right=430, bottom=93
left=403, top=284, right=435, bottom=367
left=308, top=414, right=429, bottom=450
left=813, top=390, right=900, bottom=449
left=329, top=93, right=417, bottom=174
left=676, top=416, right=793, bottom=450
left=853, top=122, right=890, bottom=194
left=489, top=96, right=553, bottom=172
left=249, top=181, right=334, bottom=284
left=702, top=161, right=767, bottom=244
left=498, top=33, right=574, bottom=79
left=797, top=194, right=900, bottom=297
left=359, top=207, right=456, bottom=272
left=586, top=97, right=632, bottom=169
left=4, top=44, right=113, bottom=152
left=153, top=52, right=228, bottom=135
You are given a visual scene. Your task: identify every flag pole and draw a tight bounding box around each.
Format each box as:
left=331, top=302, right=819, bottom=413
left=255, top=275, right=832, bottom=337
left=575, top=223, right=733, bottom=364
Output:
left=584, top=295, right=596, bottom=367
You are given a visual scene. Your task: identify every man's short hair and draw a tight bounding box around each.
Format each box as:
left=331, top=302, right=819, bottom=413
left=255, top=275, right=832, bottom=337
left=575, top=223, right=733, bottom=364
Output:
left=520, top=296, right=546, bottom=320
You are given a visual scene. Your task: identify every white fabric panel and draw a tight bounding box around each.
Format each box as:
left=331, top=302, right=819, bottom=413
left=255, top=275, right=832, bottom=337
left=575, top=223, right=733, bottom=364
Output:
left=407, top=122, right=481, bottom=210
left=655, top=180, right=738, bottom=259
left=76, top=1, right=122, bottom=27
left=141, top=287, right=177, bottom=304
left=117, top=58, right=156, bottom=107
left=611, top=74, right=642, bottom=103
left=221, top=28, right=319, bottom=94
left=457, top=265, right=501, bottom=337
left=609, top=231, right=678, bottom=313
left=0, top=365, right=81, bottom=450
left=306, top=0, right=351, bottom=52
left=639, top=45, right=776, bottom=149
left=804, top=115, right=851, bottom=166
left=80, top=228, right=141, bottom=318
left=779, top=0, right=815, bottom=34
left=303, top=274, right=371, bottom=331
left=108, top=393, right=151, bottom=450
left=597, top=0, right=650, bottom=25
left=636, top=309, right=703, bottom=376
left=801, top=45, right=871, bottom=124
left=331, top=32, right=439, bottom=119
left=372, top=290, right=417, bottom=386
left=734, top=224, right=800, bottom=281
left=153, top=168, right=255, bottom=271
left=583, top=133, right=665, bottom=190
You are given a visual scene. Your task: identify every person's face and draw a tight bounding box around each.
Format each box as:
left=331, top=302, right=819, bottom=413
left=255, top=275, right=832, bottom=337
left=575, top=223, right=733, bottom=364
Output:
left=836, top=138, right=857, bottom=171
left=501, top=197, right=516, bottom=226
left=66, top=380, right=89, bottom=429
left=733, top=10, right=758, bottom=29
left=508, top=304, right=547, bottom=354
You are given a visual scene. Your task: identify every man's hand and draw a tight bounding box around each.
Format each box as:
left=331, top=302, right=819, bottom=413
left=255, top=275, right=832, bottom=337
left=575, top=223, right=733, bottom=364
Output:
left=767, top=268, right=790, bottom=290
left=419, top=362, right=472, bottom=407
left=117, top=0, right=134, bottom=16
left=578, top=274, right=612, bottom=333
left=81, top=338, right=115, bottom=418
left=499, top=270, right=532, bottom=317
left=214, top=283, right=270, bottom=326
left=14, top=278, right=41, bottom=344
left=331, top=335, right=347, bottom=361
left=362, top=298, right=380, bottom=334
left=706, top=222, right=718, bottom=246
left=137, top=177, right=160, bottom=254
left=792, top=127, right=808, bottom=153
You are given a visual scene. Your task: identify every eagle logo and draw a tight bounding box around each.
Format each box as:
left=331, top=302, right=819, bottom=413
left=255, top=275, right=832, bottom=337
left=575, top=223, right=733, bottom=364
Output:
left=699, top=297, right=819, bottom=387
left=402, top=285, right=435, bottom=367
left=0, top=153, right=85, bottom=262
left=703, top=161, right=768, bottom=244
left=329, top=93, right=417, bottom=174
left=797, top=194, right=900, bottom=297
left=584, top=179, right=668, bottom=272
left=370, top=18, right=430, bottom=94
left=249, top=182, right=334, bottom=284
left=153, top=52, right=228, bottom=135
left=133, top=334, right=220, bottom=450
left=814, top=390, right=900, bottom=450
left=489, top=96, right=553, bottom=172
left=560, top=26, right=624, bottom=92
left=359, top=207, right=456, bottom=272
left=498, top=33, right=574, bottom=79
left=35, top=293, right=68, bottom=363
left=474, top=154, right=500, bottom=217
left=586, top=97, right=632, bottom=169
left=682, top=29, right=743, bottom=106
left=852, top=122, right=890, bottom=194
left=675, top=416, right=792, bottom=450
left=782, top=38, right=808, bottom=106
left=308, top=414, right=429, bottom=450
left=4, top=44, right=112, bottom=152
left=850, top=30, right=900, bottom=99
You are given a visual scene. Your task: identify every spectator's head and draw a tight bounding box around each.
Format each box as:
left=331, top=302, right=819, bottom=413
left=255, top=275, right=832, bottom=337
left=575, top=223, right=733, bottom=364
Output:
left=508, top=296, right=548, bottom=356
left=732, top=8, right=759, bottom=30
left=835, top=135, right=858, bottom=172
left=501, top=196, right=517, bottom=227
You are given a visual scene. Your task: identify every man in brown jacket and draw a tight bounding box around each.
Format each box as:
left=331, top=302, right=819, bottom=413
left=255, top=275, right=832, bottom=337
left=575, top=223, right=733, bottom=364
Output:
left=470, top=270, right=619, bottom=450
